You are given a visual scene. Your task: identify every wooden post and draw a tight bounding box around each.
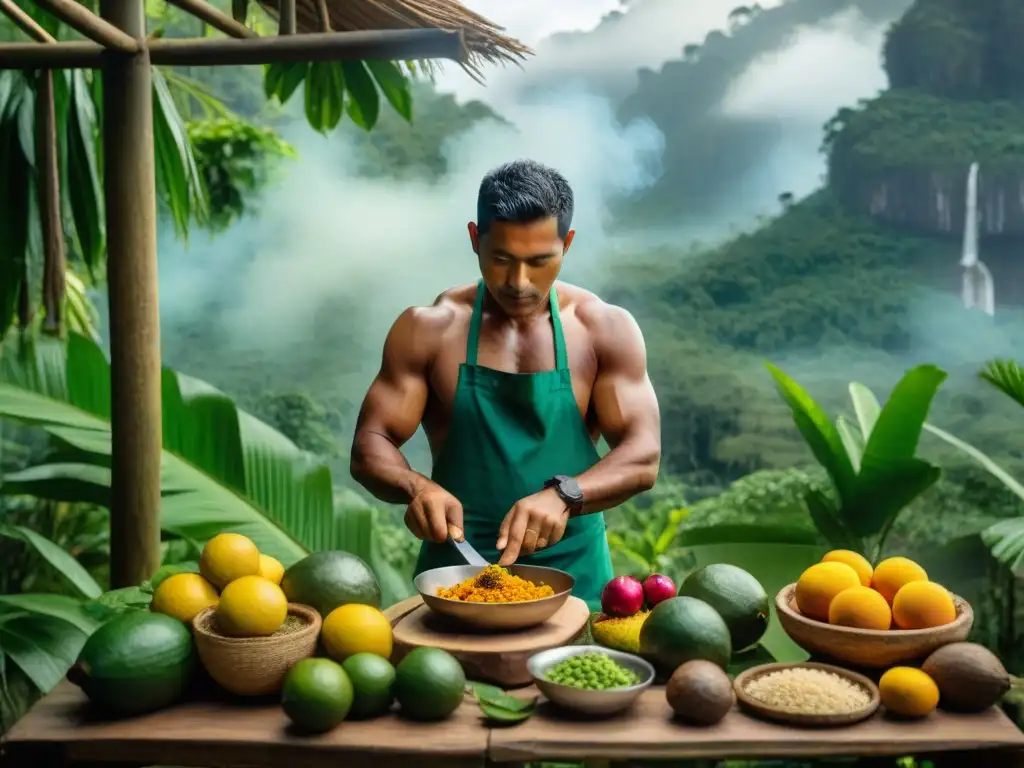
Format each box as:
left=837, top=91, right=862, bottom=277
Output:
left=278, top=0, right=295, bottom=34
left=100, top=0, right=162, bottom=588
left=36, top=68, right=65, bottom=336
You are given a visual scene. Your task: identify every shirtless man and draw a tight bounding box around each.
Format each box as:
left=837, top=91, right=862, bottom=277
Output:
left=350, top=159, right=661, bottom=608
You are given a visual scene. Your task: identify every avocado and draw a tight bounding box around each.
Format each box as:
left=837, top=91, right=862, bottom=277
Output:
left=281, top=550, right=381, bottom=618
left=638, top=596, right=732, bottom=677
left=69, top=611, right=195, bottom=716
left=678, top=563, right=769, bottom=652
left=921, top=642, right=1012, bottom=713
left=666, top=659, right=735, bottom=725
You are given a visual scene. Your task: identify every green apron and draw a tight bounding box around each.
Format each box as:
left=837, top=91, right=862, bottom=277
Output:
left=414, top=281, right=613, bottom=610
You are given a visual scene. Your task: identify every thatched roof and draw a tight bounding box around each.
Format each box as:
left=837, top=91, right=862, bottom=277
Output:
left=256, top=0, right=532, bottom=80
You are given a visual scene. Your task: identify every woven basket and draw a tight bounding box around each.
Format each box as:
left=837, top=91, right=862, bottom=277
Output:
left=192, top=602, right=322, bottom=696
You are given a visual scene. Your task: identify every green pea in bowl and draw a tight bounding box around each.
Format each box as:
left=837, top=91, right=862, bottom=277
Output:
left=527, top=644, right=655, bottom=716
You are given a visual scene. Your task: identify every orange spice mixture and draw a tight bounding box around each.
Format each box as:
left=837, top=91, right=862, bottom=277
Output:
left=437, top=564, right=554, bottom=603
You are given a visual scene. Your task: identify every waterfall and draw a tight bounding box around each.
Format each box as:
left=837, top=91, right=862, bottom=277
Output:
left=961, top=162, right=995, bottom=316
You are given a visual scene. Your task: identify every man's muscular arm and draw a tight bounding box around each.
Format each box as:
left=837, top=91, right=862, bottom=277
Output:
left=349, top=308, right=433, bottom=505
left=350, top=306, right=464, bottom=543
left=573, top=304, right=661, bottom=513
left=495, top=301, right=660, bottom=565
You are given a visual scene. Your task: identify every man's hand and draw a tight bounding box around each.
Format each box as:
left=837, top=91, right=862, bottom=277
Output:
left=405, top=483, right=464, bottom=544
left=496, top=487, right=569, bottom=566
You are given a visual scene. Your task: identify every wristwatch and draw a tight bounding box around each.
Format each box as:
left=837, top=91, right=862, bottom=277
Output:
left=545, top=475, right=584, bottom=516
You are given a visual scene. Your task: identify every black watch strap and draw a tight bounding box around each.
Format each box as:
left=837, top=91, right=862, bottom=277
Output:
left=545, top=475, right=584, bottom=515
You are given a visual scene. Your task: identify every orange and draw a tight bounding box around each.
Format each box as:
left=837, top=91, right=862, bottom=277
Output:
left=827, top=586, right=892, bottom=630
left=795, top=561, right=862, bottom=622
left=892, top=581, right=956, bottom=629
left=879, top=667, right=939, bottom=717
left=871, top=557, right=927, bottom=604
left=821, top=550, right=873, bottom=587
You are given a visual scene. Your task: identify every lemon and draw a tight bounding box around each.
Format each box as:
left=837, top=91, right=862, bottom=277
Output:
left=879, top=666, right=939, bottom=718
left=322, top=603, right=393, bottom=662
left=215, top=575, right=288, bottom=637
left=151, top=573, right=219, bottom=624
left=258, top=554, right=285, bottom=585
left=199, top=533, right=260, bottom=590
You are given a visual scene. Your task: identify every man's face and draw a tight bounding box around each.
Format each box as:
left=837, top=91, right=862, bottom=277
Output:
left=468, top=217, right=575, bottom=317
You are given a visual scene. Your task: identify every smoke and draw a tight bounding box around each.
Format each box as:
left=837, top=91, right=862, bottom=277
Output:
left=157, top=86, right=664, bottom=378
left=155, top=0, right=905, bottom=398
left=715, top=7, right=891, bottom=221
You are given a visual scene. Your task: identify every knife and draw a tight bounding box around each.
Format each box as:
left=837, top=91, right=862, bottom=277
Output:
left=447, top=534, right=489, bottom=567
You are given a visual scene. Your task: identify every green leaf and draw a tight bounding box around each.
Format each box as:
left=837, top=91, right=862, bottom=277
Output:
left=342, top=62, right=380, bottom=131
left=1, top=462, right=113, bottom=508
left=804, top=489, right=860, bottom=551
left=850, top=456, right=941, bottom=538
left=0, top=524, right=102, bottom=598
left=65, top=71, right=104, bottom=272
left=835, top=414, right=863, bottom=472
left=0, top=613, right=86, bottom=693
left=0, top=95, right=32, bottom=337
left=0, top=594, right=101, bottom=634
left=923, top=422, right=1024, bottom=502
left=304, top=61, right=345, bottom=133
left=848, top=382, right=881, bottom=439
left=980, top=518, right=1024, bottom=574
left=0, top=332, right=413, bottom=606
left=93, top=586, right=152, bottom=611
left=468, top=681, right=537, bottom=723
left=231, top=0, right=248, bottom=23
left=152, top=68, right=206, bottom=237
left=17, top=83, right=34, bottom=167
left=978, top=359, right=1024, bottom=410
left=765, top=362, right=856, bottom=505
left=365, top=60, right=412, bottom=121
left=860, top=365, right=947, bottom=464
left=728, top=644, right=780, bottom=673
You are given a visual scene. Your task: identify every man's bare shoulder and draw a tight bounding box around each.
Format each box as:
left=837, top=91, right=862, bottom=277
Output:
left=387, top=284, right=476, bottom=356
left=558, top=282, right=644, bottom=346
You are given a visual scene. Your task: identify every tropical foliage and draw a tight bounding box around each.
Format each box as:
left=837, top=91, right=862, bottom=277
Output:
left=0, top=331, right=410, bottom=727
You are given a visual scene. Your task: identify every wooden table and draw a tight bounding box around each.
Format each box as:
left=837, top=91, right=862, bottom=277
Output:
left=2, top=596, right=1024, bottom=767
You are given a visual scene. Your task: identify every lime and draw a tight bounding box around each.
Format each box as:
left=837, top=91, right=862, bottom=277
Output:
left=393, top=647, right=466, bottom=721
left=281, top=658, right=354, bottom=733
left=342, top=652, right=396, bottom=718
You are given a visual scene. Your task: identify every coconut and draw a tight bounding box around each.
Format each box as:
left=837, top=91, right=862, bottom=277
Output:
left=920, top=642, right=1012, bottom=713
left=665, top=659, right=735, bottom=726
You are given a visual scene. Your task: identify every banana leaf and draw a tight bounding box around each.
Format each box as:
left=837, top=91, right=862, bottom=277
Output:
left=0, top=333, right=412, bottom=606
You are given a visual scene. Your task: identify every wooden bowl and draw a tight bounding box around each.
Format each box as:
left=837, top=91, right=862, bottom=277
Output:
left=775, top=584, right=973, bottom=668
left=192, top=603, right=321, bottom=696
left=734, top=662, right=880, bottom=727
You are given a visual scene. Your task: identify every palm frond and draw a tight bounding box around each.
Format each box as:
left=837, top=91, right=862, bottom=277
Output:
left=979, top=359, right=1024, bottom=410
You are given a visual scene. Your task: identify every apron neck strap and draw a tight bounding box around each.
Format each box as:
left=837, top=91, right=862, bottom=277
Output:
left=466, top=281, right=569, bottom=371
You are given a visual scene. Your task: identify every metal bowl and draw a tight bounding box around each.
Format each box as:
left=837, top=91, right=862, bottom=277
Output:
left=527, top=644, right=655, bottom=716
left=414, top=564, right=574, bottom=630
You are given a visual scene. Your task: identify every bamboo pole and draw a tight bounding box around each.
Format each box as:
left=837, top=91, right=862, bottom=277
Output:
left=36, top=68, right=65, bottom=336
left=0, top=0, right=55, bottom=42
left=164, top=0, right=257, bottom=39
left=0, top=28, right=466, bottom=68
left=279, top=0, right=295, bottom=34
left=314, top=0, right=330, bottom=32
left=100, top=0, right=162, bottom=589
left=32, top=0, right=139, bottom=52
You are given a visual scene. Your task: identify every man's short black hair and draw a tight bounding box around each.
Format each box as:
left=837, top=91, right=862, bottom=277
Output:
left=476, top=159, right=574, bottom=239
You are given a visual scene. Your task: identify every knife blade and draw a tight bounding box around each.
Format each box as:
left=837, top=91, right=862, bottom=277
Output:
left=447, top=534, right=489, bottom=567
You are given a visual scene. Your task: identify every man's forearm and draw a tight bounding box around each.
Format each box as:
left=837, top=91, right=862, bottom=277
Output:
left=350, top=432, right=431, bottom=505
left=573, top=441, right=660, bottom=515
